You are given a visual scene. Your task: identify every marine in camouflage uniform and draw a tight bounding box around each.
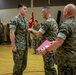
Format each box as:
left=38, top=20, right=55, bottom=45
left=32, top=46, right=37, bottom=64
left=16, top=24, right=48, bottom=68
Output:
left=6, top=23, right=11, bottom=43
left=10, top=4, right=28, bottom=75
left=28, top=6, right=58, bottom=75
left=0, top=23, right=4, bottom=44
left=55, top=4, right=76, bottom=75
left=39, top=17, right=58, bottom=75
left=33, top=20, right=40, bottom=54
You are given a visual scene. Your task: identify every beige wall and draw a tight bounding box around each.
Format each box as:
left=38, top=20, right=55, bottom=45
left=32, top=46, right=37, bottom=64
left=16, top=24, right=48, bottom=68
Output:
left=0, top=8, right=31, bottom=24
left=0, top=6, right=65, bottom=24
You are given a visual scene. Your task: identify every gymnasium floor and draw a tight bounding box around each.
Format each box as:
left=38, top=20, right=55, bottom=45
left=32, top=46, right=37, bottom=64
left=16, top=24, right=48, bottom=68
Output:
left=0, top=44, right=57, bottom=75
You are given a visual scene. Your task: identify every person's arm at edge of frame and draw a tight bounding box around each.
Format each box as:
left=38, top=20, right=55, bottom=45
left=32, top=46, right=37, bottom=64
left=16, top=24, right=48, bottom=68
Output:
left=40, top=37, right=64, bottom=55
left=10, top=29, right=17, bottom=52
left=47, top=37, right=64, bottom=51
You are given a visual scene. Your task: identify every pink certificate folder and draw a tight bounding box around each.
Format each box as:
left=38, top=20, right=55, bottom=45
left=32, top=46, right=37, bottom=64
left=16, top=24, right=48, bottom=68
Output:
left=36, top=40, right=52, bottom=51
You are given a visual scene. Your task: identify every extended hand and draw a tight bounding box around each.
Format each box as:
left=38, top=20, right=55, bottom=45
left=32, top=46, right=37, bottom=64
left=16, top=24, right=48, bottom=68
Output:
left=28, top=28, right=33, bottom=33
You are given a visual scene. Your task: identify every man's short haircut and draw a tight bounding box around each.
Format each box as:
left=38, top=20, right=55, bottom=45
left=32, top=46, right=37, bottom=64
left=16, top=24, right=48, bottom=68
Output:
left=17, top=3, right=27, bottom=8
left=42, top=6, right=50, bottom=10
left=42, top=6, right=51, bottom=13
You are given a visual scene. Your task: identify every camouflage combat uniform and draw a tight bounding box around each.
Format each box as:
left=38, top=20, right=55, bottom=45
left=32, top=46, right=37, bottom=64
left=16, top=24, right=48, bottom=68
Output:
left=0, top=24, right=4, bottom=44
left=6, top=24, right=11, bottom=43
left=10, top=15, right=28, bottom=75
left=55, top=16, right=76, bottom=75
left=33, top=25, right=40, bottom=54
left=39, top=17, right=58, bottom=75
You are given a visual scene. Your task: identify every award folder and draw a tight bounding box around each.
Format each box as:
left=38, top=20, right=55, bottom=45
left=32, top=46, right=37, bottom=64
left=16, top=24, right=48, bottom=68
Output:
left=36, top=40, right=52, bottom=52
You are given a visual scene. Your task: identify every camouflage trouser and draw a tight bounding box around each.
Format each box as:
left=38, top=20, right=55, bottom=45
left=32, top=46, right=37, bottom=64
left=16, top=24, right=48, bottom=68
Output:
left=43, top=51, right=57, bottom=75
left=12, top=50, right=28, bottom=75
left=58, top=65, right=76, bottom=75
left=33, top=39, right=40, bottom=52
left=0, top=35, right=4, bottom=44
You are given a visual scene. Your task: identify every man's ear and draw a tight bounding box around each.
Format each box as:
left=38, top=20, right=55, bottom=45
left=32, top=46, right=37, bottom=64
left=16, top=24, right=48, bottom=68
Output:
left=18, top=7, right=22, bottom=11
left=67, top=11, right=73, bottom=16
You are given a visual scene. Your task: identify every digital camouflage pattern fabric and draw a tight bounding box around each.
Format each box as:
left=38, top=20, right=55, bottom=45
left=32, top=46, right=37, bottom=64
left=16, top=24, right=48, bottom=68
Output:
left=10, top=15, right=28, bottom=75
left=33, top=25, right=41, bottom=53
left=55, top=17, right=76, bottom=75
left=10, top=15, right=28, bottom=50
left=39, top=17, right=58, bottom=75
